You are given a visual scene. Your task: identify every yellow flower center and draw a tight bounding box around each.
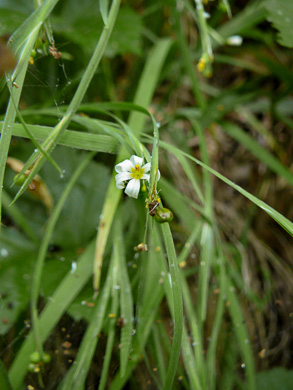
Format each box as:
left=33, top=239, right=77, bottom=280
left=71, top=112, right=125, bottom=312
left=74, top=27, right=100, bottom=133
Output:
left=130, top=164, right=144, bottom=180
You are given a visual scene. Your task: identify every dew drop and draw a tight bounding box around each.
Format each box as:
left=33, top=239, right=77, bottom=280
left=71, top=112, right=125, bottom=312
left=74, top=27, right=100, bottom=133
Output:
left=0, top=248, right=8, bottom=257
left=70, top=262, right=77, bottom=274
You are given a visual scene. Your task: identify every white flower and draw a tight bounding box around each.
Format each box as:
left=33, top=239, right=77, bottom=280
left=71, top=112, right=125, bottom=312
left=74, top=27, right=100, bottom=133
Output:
left=226, top=35, right=243, bottom=46
left=115, top=155, right=159, bottom=199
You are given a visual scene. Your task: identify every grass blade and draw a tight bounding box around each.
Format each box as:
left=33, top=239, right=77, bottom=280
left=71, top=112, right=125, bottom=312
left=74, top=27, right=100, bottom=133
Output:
left=221, top=121, right=293, bottom=187
left=30, top=152, right=96, bottom=358
left=161, top=223, right=183, bottom=390
left=114, top=219, right=134, bottom=378
left=9, top=242, right=96, bottom=388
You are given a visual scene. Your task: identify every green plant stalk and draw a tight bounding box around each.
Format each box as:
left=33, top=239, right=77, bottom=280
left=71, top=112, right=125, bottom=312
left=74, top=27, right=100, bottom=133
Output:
left=0, top=26, right=40, bottom=237
left=115, top=219, right=134, bottom=378
left=9, top=0, right=59, bottom=55
left=182, top=325, right=203, bottom=390
left=194, top=0, right=213, bottom=59
left=12, top=0, right=121, bottom=203
left=93, top=39, right=172, bottom=293
left=206, top=240, right=226, bottom=390
left=172, top=2, right=205, bottom=108
left=161, top=223, right=183, bottom=390
left=98, top=278, right=119, bottom=390
left=152, top=326, right=167, bottom=384
left=31, top=151, right=95, bottom=358
left=226, top=275, right=256, bottom=390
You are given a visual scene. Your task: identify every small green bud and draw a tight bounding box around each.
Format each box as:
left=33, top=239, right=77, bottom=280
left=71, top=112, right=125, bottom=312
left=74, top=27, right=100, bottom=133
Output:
left=31, top=49, right=36, bottom=58
left=14, top=174, right=26, bottom=186
left=154, top=208, right=173, bottom=224
left=30, top=351, right=41, bottom=364
left=42, top=353, right=51, bottom=363
left=28, top=363, right=37, bottom=372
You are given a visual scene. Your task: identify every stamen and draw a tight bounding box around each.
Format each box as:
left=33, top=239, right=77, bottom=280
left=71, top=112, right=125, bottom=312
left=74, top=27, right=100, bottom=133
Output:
left=130, top=165, right=145, bottom=180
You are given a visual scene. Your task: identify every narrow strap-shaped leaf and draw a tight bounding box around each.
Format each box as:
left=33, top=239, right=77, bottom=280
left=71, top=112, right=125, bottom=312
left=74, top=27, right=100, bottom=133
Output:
left=114, top=219, right=133, bottom=377
left=30, top=151, right=96, bottom=359
left=9, top=241, right=95, bottom=388
left=58, top=252, right=115, bottom=390
left=0, top=26, right=40, bottom=234
left=155, top=139, right=293, bottom=236
left=161, top=223, right=183, bottom=390
left=222, top=121, right=293, bottom=187
left=100, top=0, right=109, bottom=27
left=3, top=122, right=118, bottom=153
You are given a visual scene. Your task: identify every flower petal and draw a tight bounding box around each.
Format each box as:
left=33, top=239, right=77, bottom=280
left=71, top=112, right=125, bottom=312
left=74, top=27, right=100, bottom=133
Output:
left=130, top=155, right=143, bottom=167
left=141, top=173, right=150, bottom=181
left=125, top=178, right=140, bottom=199
left=115, top=172, right=132, bottom=189
left=142, top=162, right=151, bottom=173
left=156, top=169, right=161, bottom=181
left=115, top=159, right=133, bottom=173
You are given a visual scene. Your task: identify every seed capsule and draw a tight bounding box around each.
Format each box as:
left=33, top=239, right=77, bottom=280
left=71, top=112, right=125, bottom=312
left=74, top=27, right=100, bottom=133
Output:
left=154, top=208, right=173, bottom=223
left=30, top=351, right=41, bottom=364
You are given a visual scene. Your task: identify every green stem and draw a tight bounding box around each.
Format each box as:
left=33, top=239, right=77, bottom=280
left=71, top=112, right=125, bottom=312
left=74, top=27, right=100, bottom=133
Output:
left=0, top=26, right=40, bottom=236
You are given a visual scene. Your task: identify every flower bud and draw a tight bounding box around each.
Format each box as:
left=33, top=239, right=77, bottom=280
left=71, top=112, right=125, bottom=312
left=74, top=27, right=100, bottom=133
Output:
left=154, top=208, right=173, bottom=223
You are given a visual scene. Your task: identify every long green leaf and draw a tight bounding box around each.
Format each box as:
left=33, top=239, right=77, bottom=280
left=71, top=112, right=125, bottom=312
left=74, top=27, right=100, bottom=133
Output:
left=161, top=223, right=183, bottom=390
left=154, top=139, right=293, bottom=236
left=30, top=152, right=96, bottom=358
left=1, top=122, right=118, bottom=153
left=221, top=121, right=293, bottom=187
left=115, top=219, right=133, bottom=378
left=59, top=253, right=115, bottom=390
left=9, top=242, right=95, bottom=388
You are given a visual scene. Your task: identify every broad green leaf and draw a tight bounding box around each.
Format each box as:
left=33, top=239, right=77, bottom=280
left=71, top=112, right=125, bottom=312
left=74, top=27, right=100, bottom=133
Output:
left=53, top=6, right=142, bottom=58
left=0, top=10, right=28, bottom=35
left=0, top=227, right=36, bottom=334
left=254, top=368, right=293, bottom=390
left=265, top=0, right=293, bottom=48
